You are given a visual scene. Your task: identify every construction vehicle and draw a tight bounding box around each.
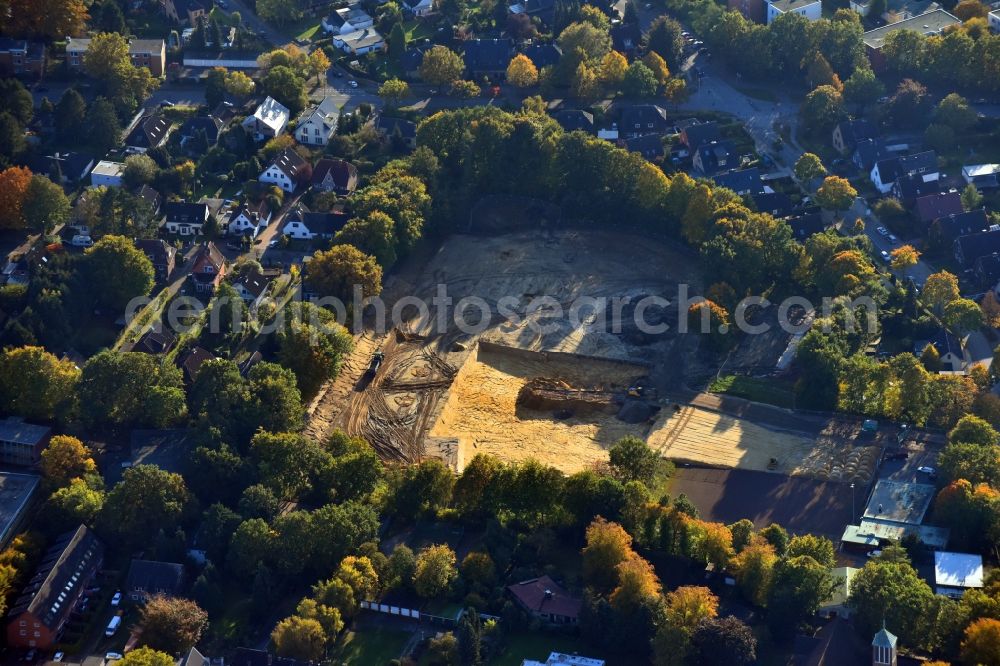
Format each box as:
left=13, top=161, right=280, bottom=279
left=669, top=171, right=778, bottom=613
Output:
left=365, top=351, right=384, bottom=379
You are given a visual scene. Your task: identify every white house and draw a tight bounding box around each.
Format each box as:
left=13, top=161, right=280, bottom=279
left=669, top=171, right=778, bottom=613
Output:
left=295, top=97, right=339, bottom=147
left=870, top=151, right=938, bottom=194
left=332, top=28, right=385, bottom=55
left=402, top=0, right=434, bottom=17
left=163, top=201, right=210, bottom=236
left=988, top=9, right=999, bottom=33
left=322, top=5, right=374, bottom=35
left=281, top=208, right=347, bottom=240
left=963, top=163, right=1000, bottom=190
left=934, top=551, right=983, bottom=598
left=819, top=567, right=857, bottom=619
left=766, top=0, right=821, bottom=23
left=260, top=149, right=310, bottom=194
left=241, top=96, right=290, bottom=142
left=227, top=199, right=272, bottom=237
left=90, top=160, right=125, bottom=188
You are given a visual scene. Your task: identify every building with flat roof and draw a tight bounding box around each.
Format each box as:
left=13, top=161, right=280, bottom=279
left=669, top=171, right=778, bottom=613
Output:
left=90, top=160, right=125, bottom=188
left=0, top=417, right=51, bottom=467
left=522, top=653, right=605, bottom=666
left=934, top=551, right=983, bottom=597
left=863, top=10, right=961, bottom=70
left=766, top=0, right=822, bottom=23
left=862, top=479, right=935, bottom=524
left=0, top=473, right=40, bottom=547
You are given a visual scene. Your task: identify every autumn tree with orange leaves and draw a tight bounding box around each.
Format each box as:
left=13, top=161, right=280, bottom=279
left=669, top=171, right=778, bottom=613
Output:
left=0, top=166, right=32, bottom=229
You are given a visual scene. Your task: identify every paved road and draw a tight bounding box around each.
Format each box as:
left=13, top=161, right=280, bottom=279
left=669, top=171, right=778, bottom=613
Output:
left=220, top=0, right=287, bottom=46
left=143, top=85, right=208, bottom=110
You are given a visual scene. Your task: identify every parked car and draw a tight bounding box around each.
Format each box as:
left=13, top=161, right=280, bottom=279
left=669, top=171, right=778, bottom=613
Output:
left=887, top=234, right=897, bottom=243
left=876, top=226, right=888, bottom=236
left=159, top=100, right=174, bottom=108
left=880, top=250, right=891, bottom=263
left=70, top=235, right=93, bottom=248
left=867, top=549, right=882, bottom=558
left=52, top=653, right=64, bottom=663
left=105, top=616, right=122, bottom=637
left=348, top=80, right=358, bottom=88
left=105, top=653, right=123, bottom=661
left=111, top=591, right=122, bottom=607
left=917, top=466, right=937, bottom=475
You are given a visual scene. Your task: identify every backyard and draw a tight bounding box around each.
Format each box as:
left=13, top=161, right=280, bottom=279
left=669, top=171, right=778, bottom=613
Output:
left=333, top=627, right=412, bottom=665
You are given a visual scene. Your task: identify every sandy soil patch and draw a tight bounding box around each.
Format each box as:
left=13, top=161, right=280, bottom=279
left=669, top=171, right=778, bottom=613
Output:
left=430, top=344, right=652, bottom=473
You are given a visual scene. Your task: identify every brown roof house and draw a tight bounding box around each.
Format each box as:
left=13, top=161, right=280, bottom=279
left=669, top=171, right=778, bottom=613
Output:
left=136, top=239, right=177, bottom=281
left=507, top=576, right=581, bottom=625
left=177, top=346, right=216, bottom=384
left=6, top=525, right=104, bottom=650
left=189, top=241, right=226, bottom=294
left=311, top=158, right=358, bottom=196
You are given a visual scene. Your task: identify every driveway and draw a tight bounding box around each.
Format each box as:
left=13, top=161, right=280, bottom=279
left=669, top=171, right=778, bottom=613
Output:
left=220, top=0, right=288, bottom=46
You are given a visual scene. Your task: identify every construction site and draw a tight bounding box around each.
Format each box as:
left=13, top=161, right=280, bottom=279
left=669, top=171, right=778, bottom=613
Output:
left=305, top=228, right=880, bottom=483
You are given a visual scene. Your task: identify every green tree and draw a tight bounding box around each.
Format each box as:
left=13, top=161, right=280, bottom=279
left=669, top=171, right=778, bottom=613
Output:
left=86, top=97, right=123, bottom=155
left=766, top=555, right=835, bottom=638
left=506, top=54, right=539, bottom=88
left=843, top=67, right=884, bottom=110
left=608, top=435, right=661, bottom=485
left=690, top=616, right=757, bottom=666
left=786, top=534, right=837, bottom=568
left=0, top=346, right=79, bottom=420
left=0, top=113, right=25, bottom=166
left=622, top=61, right=658, bottom=97
left=794, top=153, right=827, bottom=184
left=54, top=88, right=87, bottom=143
left=139, top=596, right=209, bottom=653
left=644, top=15, right=684, bottom=69
left=922, top=271, right=961, bottom=313
left=46, top=477, right=105, bottom=529
left=801, top=85, right=846, bottom=135
left=99, top=465, right=191, bottom=545
left=79, top=350, right=186, bottom=430
left=122, top=153, right=159, bottom=188
left=388, top=22, right=407, bottom=64
left=84, top=235, right=154, bottom=311
left=334, top=211, right=398, bottom=268
left=377, top=78, right=410, bottom=107
left=40, top=435, right=96, bottom=488
left=390, top=459, right=455, bottom=520
left=277, top=302, right=353, bottom=399
left=419, top=46, right=464, bottom=87
left=261, top=65, right=308, bottom=115
left=305, top=244, right=382, bottom=302
left=961, top=182, right=983, bottom=211
left=0, top=79, right=33, bottom=125
left=23, top=174, right=71, bottom=233
left=943, top=297, right=983, bottom=334
left=205, top=66, right=228, bottom=108
left=949, top=414, right=999, bottom=446
left=848, top=557, right=935, bottom=646
left=815, top=175, right=857, bottom=217
left=414, top=544, right=458, bottom=598
left=251, top=431, right=333, bottom=500
left=271, top=616, right=326, bottom=661
left=558, top=21, right=612, bottom=64
left=934, top=93, right=978, bottom=133
left=256, top=0, right=302, bottom=25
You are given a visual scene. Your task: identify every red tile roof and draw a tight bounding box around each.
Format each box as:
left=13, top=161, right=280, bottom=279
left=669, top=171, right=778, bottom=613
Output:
left=507, top=575, right=581, bottom=620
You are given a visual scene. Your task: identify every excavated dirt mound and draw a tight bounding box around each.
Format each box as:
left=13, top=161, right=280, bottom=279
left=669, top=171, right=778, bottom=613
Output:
left=516, top=378, right=621, bottom=415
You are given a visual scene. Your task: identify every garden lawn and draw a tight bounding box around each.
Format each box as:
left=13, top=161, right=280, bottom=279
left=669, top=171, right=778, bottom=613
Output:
left=492, top=632, right=608, bottom=666
left=334, top=627, right=411, bottom=664
left=708, top=374, right=795, bottom=409
left=403, top=19, right=436, bottom=41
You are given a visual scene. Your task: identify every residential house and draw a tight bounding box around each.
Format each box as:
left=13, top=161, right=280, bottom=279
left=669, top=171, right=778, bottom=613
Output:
left=135, top=184, right=163, bottom=216
left=376, top=116, right=417, bottom=149
left=693, top=140, right=736, bottom=175
left=0, top=417, right=51, bottom=467
left=212, top=101, right=238, bottom=125
left=934, top=551, right=983, bottom=598
left=963, top=164, right=1000, bottom=190
left=976, top=253, right=1000, bottom=287
left=402, top=0, right=434, bottom=16
left=66, top=37, right=165, bottom=76
left=179, top=647, right=208, bottom=666
left=177, top=346, right=215, bottom=383
left=788, top=211, right=825, bottom=240
left=862, top=10, right=960, bottom=71
left=260, top=148, right=310, bottom=194
left=766, top=0, right=821, bottom=23
left=933, top=209, right=989, bottom=244
left=893, top=171, right=940, bottom=204
left=954, top=227, right=1000, bottom=268
left=819, top=567, right=858, bottom=619
left=322, top=5, right=374, bottom=35
left=914, top=191, right=962, bottom=226
left=523, top=653, right=605, bottom=666
left=624, top=134, right=665, bottom=161
left=312, top=158, right=358, bottom=195
left=135, top=239, right=177, bottom=280
left=727, top=0, right=766, bottom=23
left=611, top=22, right=642, bottom=55
left=183, top=51, right=263, bottom=69
left=281, top=208, right=348, bottom=240
left=233, top=268, right=276, bottom=310
left=990, top=9, right=999, bottom=33
left=134, top=328, right=176, bottom=355
left=46, top=152, right=95, bottom=185
left=832, top=118, right=876, bottom=155
left=870, top=150, right=937, bottom=194
left=507, top=0, right=556, bottom=26
left=401, top=45, right=430, bottom=77
left=852, top=138, right=885, bottom=171
left=332, top=28, right=385, bottom=55
left=6, top=526, right=104, bottom=650
left=551, top=109, right=594, bottom=133
left=0, top=39, right=45, bottom=77
left=125, top=559, right=185, bottom=602
left=125, top=114, right=172, bottom=153
left=179, top=115, right=224, bottom=153
left=916, top=329, right=965, bottom=372
left=620, top=104, right=669, bottom=138
left=522, top=43, right=561, bottom=70
left=227, top=200, right=272, bottom=237
left=162, top=0, right=207, bottom=25
left=242, top=97, right=290, bottom=142
left=679, top=119, right=720, bottom=152
left=752, top=191, right=795, bottom=218
left=128, top=39, right=166, bottom=77
left=463, top=39, right=514, bottom=79
left=713, top=168, right=763, bottom=196
left=190, top=242, right=226, bottom=294
left=294, top=97, right=339, bottom=147
left=164, top=201, right=210, bottom=236
left=90, top=160, right=125, bottom=188
left=507, top=576, right=581, bottom=625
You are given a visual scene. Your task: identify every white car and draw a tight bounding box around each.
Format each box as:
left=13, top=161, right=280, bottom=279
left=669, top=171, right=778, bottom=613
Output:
left=887, top=234, right=897, bottom=243
left=53, top=653, right=64, bottom=663
left=917, top=466, right=937, bottom=475
left=880, top=250, right=891, bottom=263
left=348, top=80, right=358, bottom=88
left=105, top=653, right=123, bottom=661
left=867, top=549, right=882, bottom=558
left=876, top=226, right=888, bottom=236
left=111, top=591, right=122, bottom=606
